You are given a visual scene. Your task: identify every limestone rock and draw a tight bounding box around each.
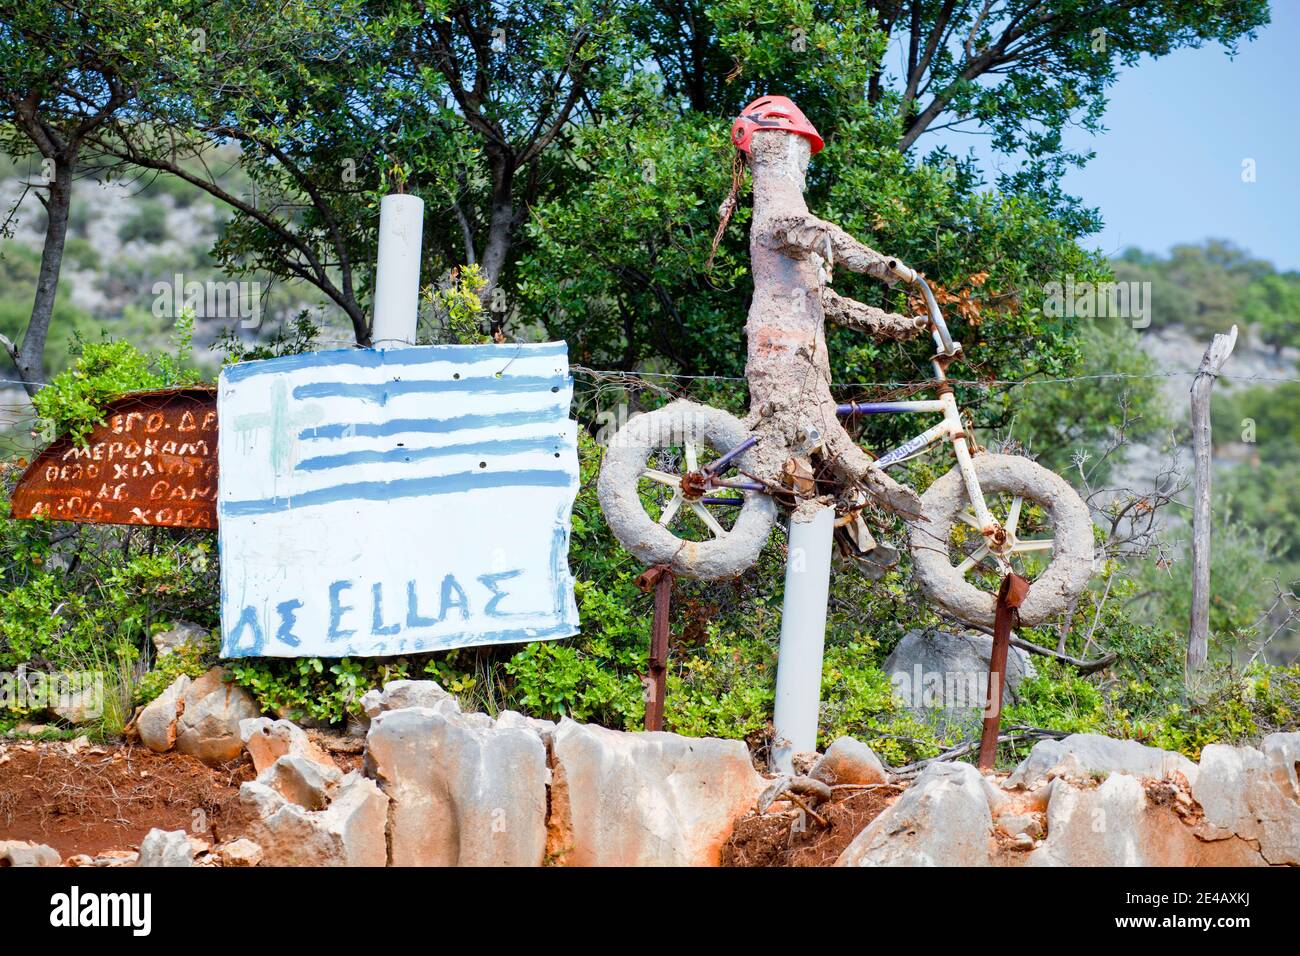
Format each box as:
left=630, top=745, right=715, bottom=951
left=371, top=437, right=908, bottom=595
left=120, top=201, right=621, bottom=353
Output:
left=217, top=838, right=263, bottom=867
left=241, top=768, right=388, bottom=867
left=365, top=707, right=548, bottom=867
left=0, top=840, right=61, bottom=867
left=1193, top=732, right=1300, bottom=865
left=810, top=736, right=887, bottom=786
left=547, top=718, right=765, bottom=867
left=884, top=629, right=1034, bottom=719
left=995, top=810, right=1045, bottom=841
left=137, top=828, right=195, bottom=867
left=1028, top=775, right=1264, bottom=867
left=360, top=680, right=459, bottom=720
left=152, top=621, right=209, bottom=658
left=836, top=761, right=995, bottom=866
left=240, top=717, right=337, bottom=775
left=260, top=753, right=342, bottom=810
left=1006, top=734, right=1198, bottom=789
left=175, top=667, right=261, bottom=765
left=137, top=674, right=191, bottom=753
left=493, top=709, right=557, bottom=743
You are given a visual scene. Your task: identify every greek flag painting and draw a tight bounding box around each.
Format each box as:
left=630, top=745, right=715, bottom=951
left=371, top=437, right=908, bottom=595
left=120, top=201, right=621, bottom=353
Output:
left=216, top=343, right=580, bottom=658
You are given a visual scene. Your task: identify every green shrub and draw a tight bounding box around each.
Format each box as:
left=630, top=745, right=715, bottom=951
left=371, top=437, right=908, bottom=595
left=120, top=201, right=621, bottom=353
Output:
left=135, top=629, right=216, bottom=706
left=32, top=313, right=200, bottom=444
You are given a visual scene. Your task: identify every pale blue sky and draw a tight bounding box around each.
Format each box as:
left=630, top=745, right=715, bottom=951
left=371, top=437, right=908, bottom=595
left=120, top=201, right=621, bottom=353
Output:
left=930, top=2, right=1299, bottom=270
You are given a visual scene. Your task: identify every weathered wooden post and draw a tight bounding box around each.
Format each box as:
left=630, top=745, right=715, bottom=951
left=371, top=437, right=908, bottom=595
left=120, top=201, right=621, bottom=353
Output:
left=1187, top=324, right=1238, bottom=674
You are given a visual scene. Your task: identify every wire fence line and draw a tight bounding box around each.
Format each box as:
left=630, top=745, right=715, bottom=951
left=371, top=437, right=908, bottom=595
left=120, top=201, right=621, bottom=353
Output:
left=571, top=366, right=1300, bottom=390
left=2, top=365, right=1299, bottom=399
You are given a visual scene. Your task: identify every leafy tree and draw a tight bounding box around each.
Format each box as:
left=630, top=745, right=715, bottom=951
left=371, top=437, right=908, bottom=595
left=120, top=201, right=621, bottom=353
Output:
left=0, top=1, right=156, bottom=393
left=85, top=1, right=632, bottom=344
left=1241, top=271, right=1300, bottom=354
left=1113, top=240, right=1275, bottom=334
left=88, top=1, right=389, bottom=344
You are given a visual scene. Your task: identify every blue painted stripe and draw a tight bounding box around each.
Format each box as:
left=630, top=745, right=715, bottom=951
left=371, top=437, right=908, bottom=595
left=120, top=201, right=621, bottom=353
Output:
left=293, top=374, right=569, bottom=404
left=222, top=620, right=578, bottom=659
left=297, top=436, right=572, bottom=472
left=220, top=467, right=575, bottom=517
left=300, top=406, right=567, bottom=441
left=222, top=342, right=569, bottom=384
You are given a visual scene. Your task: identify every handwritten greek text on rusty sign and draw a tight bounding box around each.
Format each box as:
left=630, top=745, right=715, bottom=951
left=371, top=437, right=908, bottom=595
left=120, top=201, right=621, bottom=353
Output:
left=11, top=388, right=218, bottom=529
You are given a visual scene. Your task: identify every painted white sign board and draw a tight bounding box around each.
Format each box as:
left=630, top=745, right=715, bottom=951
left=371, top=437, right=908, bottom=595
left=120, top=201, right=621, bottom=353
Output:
left=217, top=343, right=580, bottom=658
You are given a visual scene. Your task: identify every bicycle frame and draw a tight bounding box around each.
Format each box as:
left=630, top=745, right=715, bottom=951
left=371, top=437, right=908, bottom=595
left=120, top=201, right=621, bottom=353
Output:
left=833, top=274, right=1003, bottom=555
left=691, top=275, right=1008, bottom=560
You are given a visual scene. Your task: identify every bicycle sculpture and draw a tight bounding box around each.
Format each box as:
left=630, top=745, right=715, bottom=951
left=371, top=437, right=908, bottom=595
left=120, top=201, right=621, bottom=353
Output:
left=598, top=96, right=1094, bottom=628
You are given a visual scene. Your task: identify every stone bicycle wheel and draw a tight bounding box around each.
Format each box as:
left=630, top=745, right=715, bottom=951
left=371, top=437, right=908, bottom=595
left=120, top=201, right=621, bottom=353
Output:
left=908, top=453, right=1095, bottom=628
left=598, top=400, right=776, bottom=579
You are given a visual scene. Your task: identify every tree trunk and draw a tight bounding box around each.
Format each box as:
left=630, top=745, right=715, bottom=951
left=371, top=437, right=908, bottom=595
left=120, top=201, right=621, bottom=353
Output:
left=1187, top=325, right=1238, bottom=674
left=14, top=155, right=75, bottom=396
left=480, top=176, right=515, bottom=335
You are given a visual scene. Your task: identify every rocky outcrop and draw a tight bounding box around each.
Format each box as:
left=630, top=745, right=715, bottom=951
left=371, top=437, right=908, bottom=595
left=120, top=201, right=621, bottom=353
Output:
left=240, top=759, right=389, bottom=867
left=1193, top=732, right=1300, bottom=865
left=834, top=733, right=1292, bottom=868
left=152, top=621, right=209, bottom=658
left=138, top=668, right=261, bottom=764
left=137, top=829, right=196, bottom=867
left=137, top=674, right=191, bottom=753
left=217, top=838, right=263, bottom=867
left=259, top=753, right=342, bottom=810
left=1026, top=775, right=1263, bottom=867
left=356, top=680, right=762, bottom=868
left=1005, top=734, right=1198, bottom=789
left=837, top=762, right=998, bottom=866
left=810, top=736, right=887, bottom=787
left=0, top=840, right=61, bottom=867
left=365, top=705, right=549, bottom=867
left=884, top=629, right=1034, bottom=730
left=360, top=679, right=461, bottom=720
left=183, top=677, right=1294, bottom=869
left=175, top=668, right=261, bottom=765
left=240, top=717, right=337, bottom=775
left=547, top=718, right=765, bottom=867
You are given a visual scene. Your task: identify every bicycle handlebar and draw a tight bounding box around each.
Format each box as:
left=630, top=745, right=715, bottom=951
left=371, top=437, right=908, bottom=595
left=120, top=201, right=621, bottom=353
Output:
left=886, top=259, right=960, bottom=359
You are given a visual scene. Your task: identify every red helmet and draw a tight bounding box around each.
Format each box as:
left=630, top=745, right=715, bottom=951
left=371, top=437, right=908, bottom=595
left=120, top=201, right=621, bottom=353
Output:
left=731, top=95, right=824, bottom=155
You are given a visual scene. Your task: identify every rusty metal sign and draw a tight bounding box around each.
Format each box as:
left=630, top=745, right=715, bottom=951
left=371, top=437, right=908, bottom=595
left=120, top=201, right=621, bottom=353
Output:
left=11, top=387, right=218, bottom=529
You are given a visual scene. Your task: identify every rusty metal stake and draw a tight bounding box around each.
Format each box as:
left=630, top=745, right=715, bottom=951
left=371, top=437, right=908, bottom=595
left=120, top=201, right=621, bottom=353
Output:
left=636, top=565, right=675, bottom=732
left=978, top=572, right=1029, bottom=771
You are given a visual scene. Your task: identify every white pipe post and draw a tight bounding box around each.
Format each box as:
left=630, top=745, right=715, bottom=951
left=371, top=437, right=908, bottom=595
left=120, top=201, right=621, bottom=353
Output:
left=370, top=193, right=425, bottom=349
left=771, top=505, right=834, bottom=774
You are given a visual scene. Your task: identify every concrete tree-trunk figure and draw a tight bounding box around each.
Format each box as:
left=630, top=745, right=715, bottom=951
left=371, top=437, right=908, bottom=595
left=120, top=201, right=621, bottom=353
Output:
left=1187, top=324, right=1238, bottom=675
left=598, top=98, right=929, bottom=574
left=741, top=123, right=928, bottom=526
